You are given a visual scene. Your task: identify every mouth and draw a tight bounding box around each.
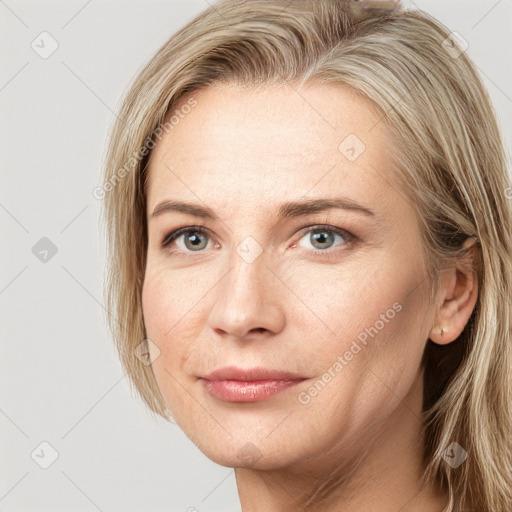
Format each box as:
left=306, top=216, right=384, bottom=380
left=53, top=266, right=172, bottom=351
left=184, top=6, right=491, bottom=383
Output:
left=198, top=366, right=307, bottom=403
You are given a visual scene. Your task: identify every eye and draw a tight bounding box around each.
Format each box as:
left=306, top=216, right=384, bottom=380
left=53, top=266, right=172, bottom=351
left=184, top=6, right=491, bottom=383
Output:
left=161, top=224, right=355, bottom=257
left=161, top=226, right=211, bottom=252
left=296, top=225, right=354, bottom=254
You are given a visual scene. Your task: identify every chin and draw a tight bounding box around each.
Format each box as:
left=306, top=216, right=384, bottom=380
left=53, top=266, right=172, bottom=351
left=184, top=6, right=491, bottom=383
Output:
left=187, top=429, right=308, bottom=470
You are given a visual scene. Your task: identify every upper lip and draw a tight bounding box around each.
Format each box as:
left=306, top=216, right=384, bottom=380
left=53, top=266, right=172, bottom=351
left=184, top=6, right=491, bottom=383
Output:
left=200, top=366, right=306, bottom=381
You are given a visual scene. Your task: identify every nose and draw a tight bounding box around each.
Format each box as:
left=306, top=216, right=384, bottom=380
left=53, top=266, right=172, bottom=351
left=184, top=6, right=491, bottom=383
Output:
left=206, top=249, right=286, bottom=341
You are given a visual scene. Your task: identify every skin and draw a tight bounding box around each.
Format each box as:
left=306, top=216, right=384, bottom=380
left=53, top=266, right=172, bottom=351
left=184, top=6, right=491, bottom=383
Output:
left=142, top=82, right=478, bottom=512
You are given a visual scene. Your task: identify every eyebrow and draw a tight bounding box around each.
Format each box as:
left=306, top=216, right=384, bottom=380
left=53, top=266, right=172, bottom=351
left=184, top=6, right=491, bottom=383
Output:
left=151, top=197, right=375, bottom=220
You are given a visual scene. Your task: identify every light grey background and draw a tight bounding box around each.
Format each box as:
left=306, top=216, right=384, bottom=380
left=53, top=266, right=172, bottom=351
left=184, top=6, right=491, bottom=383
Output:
left=1, top=1, right=511, bottom=511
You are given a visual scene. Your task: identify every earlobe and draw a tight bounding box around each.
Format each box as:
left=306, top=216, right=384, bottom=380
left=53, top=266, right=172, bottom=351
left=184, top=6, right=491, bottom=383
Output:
left=429, top=324, right=448, bottom=344
left=429, top=240, right=479, bottom=346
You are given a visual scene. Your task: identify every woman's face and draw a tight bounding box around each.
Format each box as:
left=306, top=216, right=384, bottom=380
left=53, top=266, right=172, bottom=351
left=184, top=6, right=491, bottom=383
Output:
left=142, top=82, right=436, bottom=472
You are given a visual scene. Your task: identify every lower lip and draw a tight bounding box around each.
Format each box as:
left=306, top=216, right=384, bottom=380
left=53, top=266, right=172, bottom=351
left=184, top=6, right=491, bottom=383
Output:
left=200, top=379, right=304, bottom=402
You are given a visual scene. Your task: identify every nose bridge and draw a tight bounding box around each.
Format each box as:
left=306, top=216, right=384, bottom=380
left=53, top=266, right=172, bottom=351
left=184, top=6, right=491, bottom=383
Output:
left=206, top=242, right=285, bottom=339
left=228, top=244, right=268, bottom=302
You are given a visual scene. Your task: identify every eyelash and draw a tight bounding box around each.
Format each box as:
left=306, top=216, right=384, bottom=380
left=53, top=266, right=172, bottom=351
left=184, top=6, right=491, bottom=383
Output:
left=161, top=224, right=356, bottom=260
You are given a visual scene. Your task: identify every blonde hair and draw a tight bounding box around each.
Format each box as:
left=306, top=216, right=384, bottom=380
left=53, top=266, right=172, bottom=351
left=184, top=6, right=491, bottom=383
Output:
left=101, top=1, right=512, bottom=510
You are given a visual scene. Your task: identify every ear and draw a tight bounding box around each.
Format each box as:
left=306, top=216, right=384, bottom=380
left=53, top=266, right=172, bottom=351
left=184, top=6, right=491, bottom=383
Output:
left=429, top=238, right=479, bottom=346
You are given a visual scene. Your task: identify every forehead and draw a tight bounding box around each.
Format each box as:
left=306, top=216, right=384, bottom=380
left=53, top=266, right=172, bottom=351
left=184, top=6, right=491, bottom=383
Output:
left=146, top=82, right=402, bottom=220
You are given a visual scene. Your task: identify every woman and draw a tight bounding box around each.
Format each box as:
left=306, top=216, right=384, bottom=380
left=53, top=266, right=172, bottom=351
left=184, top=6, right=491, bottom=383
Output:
left=101, top=1, right=512, bottom=510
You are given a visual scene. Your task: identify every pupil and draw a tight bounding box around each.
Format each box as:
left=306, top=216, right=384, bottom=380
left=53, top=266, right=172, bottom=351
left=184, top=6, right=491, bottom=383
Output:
left=187, top=232, right=205, bottom=249
left=312, top=231, right=333, bottom=249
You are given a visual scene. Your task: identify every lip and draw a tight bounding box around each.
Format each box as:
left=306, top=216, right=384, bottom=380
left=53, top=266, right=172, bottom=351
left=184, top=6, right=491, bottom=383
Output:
left=201, top=366, right=305, bottom=382
left=199, top=366, right=307, bottom=403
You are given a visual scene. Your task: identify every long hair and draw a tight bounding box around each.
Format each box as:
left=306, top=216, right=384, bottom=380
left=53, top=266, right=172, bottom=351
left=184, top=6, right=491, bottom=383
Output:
left=101, top=1, right=512, bottom=510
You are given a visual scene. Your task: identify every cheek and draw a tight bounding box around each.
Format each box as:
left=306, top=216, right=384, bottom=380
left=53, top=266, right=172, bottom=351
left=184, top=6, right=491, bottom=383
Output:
left=285, top=251, right=428, bottom=398
left=280, top=282, right=426, bottom=464
left=142, top=262, right=207, bottom=342
left=141, top=264, right=216, bottom=406
left=141, top=268, right=189, bottom=382
left=280, top=252, right=400, bottom=351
